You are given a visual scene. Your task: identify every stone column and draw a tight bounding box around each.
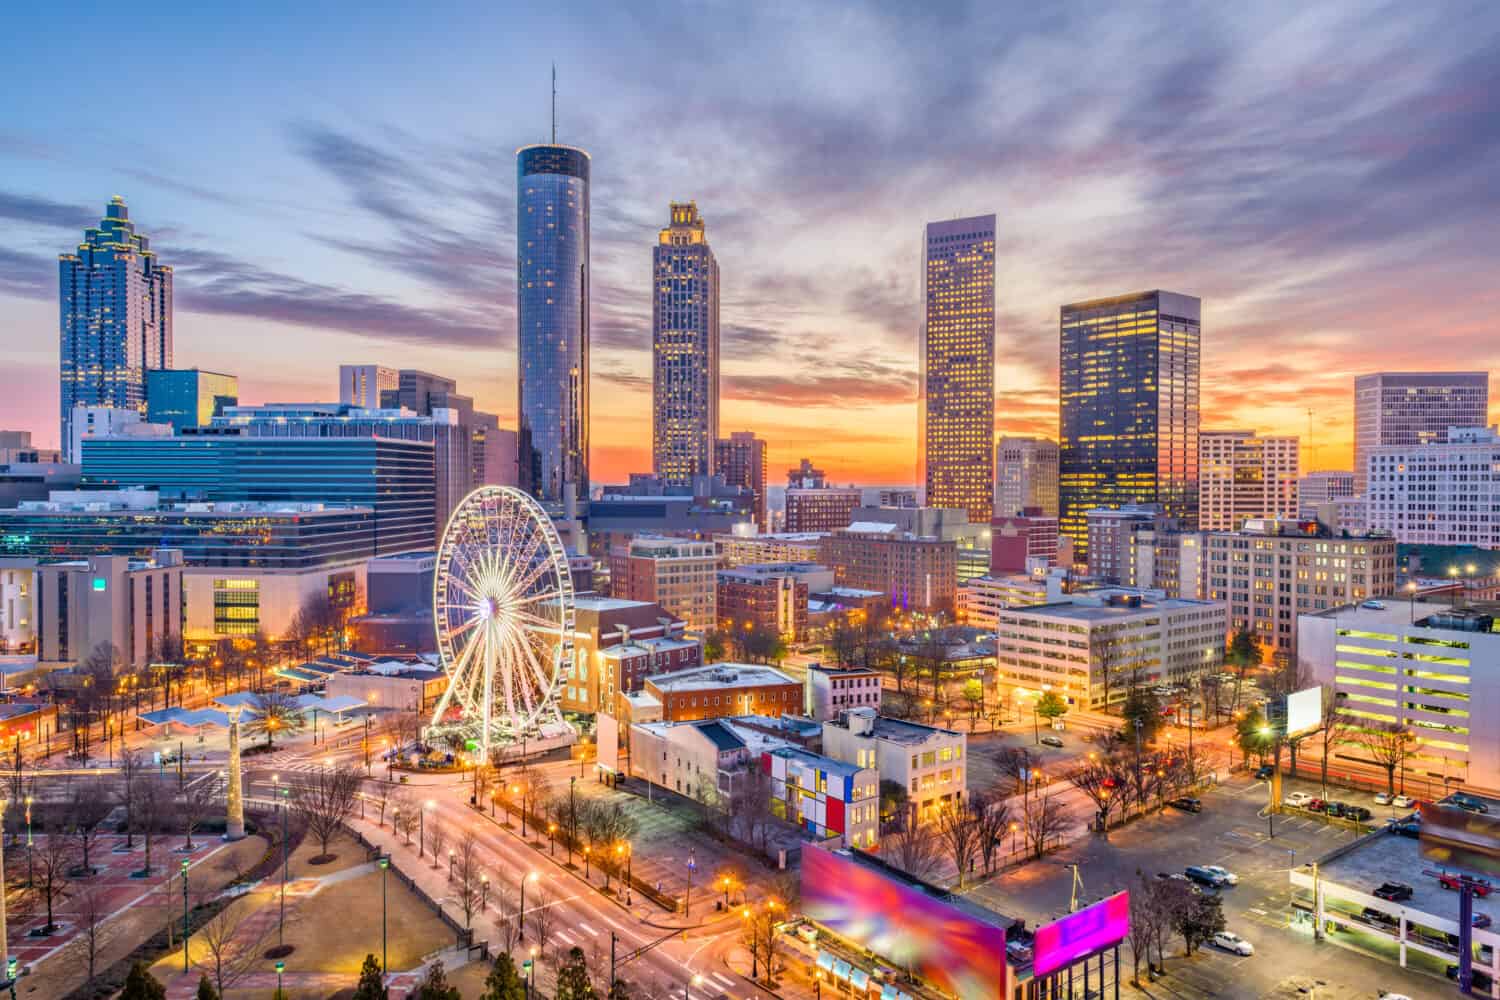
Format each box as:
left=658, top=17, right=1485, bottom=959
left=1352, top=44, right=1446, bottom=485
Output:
left=225, top=709, right=246, bottom=841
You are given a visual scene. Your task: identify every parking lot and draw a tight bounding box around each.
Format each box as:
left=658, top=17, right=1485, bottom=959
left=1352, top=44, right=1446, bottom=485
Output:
left=963, top=770, right=1444, bottom=998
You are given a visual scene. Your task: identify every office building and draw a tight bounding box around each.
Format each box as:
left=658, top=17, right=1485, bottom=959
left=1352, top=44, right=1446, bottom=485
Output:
left=339, top=365, right=399, bottom=409
left=818, top=523, right=957, bottom=614
left=517, top=142, right=590, bottom=507
left=822, top=707, right=966, bottom=823
left=610, top=536, right=717, bottom=632
left=471, top=411, right=518, bottom=489
left=642, top=663, right=804, bottom=722
left=715, top=531, right=825, bottom=568
left=59, top=197, right=173, bottom=461
left=1198, top=430, right=1300, bottom=531
left=0, top=463, right=80, bottom=508
left=0, top=431, right=60, bottom=465
left=956, top=571, right=1070, bottom=630
left=1353, top=371, right=1488, bottom=493
left=587, top=475, right=755, bottom=545
left=558, top=594, right=697, bottom=716
left=1366, top=426, right=1500, bottom=547
left=764, top=746, right=879, bottom=849
left=919, top=216, right=996, bottom=522
left=1205, top=519, right=1396, bottom=661
left=350, top=551, right=438, bottom=655
left=990, top=511, right=1059, bottom=573
left=80, top=436, right=435, bottom=555
left=145, top=369, right=238, bottom=432
left=1298, top=471, right=1356, bottom=519
left=1123, top=527, right=1206, bottom=600
left=1, top=559, right=37, bottom=655
left=1299, top=601, right=1500, bottom=794
left=33, top=550, right=184, bottom=670
left=652, top=203, right=720, bottom=486
left=67, top=406, right=172, bottom=467
left=806, top=664, right=883, bottom=722
left=878, top=489, right=918, bottom=509
left=716, top=564, right=828, bottom=642
left=715, top=432, right=768, bottom=531
left=1059, top=290, right=1201, bottom=559
left=785, top=460, right=861, bottom=533
left=1085, top=505, right=1168, bottom=584
left=995, top=437, right=1059, bottom=517
left=852, top=504, right=989, bottom=581
left=994, top=590, right=1225, bottom=711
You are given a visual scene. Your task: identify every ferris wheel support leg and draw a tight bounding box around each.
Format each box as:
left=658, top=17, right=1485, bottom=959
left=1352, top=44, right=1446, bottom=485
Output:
left=481, top=622, right=495, bottom=763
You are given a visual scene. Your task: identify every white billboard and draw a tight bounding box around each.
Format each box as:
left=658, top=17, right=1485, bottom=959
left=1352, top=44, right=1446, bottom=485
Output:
left=1286, top=686, right=1322, bottom=737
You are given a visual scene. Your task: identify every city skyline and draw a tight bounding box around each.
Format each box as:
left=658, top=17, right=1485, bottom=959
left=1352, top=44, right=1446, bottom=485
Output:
left=3, top=4, right=1498, bottom=485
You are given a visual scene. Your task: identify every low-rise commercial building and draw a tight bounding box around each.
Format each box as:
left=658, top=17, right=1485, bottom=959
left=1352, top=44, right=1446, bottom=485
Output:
left=717, top=563, right=830, bottom=642
left=956, top=571, right=1069, bottom=629
left=325, top=667, right=446, bottom=713
left=0, top=701, right=59, bottom=746
left=643, top=663, right=803, bottom=722
left=821, top=707, right=966, bottom=822
left=715, top=531, right=826, bottom=568
left=34, top=550, right=185, bottom=670
left=563, top=595, right=697, bottom=716
left=805, top=663, right=882, bottom=721
left=764, top=745, right=878, bottom=848
left=995, top=590, right=1225, bottom=711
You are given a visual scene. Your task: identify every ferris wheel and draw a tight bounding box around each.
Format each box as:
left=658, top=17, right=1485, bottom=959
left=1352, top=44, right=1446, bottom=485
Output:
left=427, top=486, right=575, bottom=756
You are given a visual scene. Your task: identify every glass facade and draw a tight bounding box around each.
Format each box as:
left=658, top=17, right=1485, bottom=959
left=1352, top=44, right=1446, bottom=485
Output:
left=59, top=197, right=173, bottom=458
left=1352, top=372, right=1488, bottom=493
left=517, top=144, right=590, bottom=506
left=1059, top=290, right=1201, bottom=560
left=920, top=216, right=996, bottom=523
left=652, top=202, right=719, bottom=486
left=78, top=437, right=434, bottom=554
left=145, top=368, right=238, bottom=431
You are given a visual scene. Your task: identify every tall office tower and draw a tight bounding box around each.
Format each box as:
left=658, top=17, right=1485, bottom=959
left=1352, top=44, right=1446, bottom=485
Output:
left=146, top=369, right=239, bottom=432
left=517, top=142, right=590, bottom=508
left=784, top=459, right=861, bottom=533
left=652, top=203, right=720, bottom=487
left=1297, top=470, right=1355, bottom=519
left=994, top=436, right=1059, bottom=517
left=1353, top=372, right=1489, bottom=493
left=59, top=197, right=173, bottom=461
left=1059, top=290, right=1201, bottom=561
left=1197, top=430, right=1300, bottom=531
left=716, top=432, right=768, bottom=531
left=339, top=365, right=399, bottom=409
left=919, top=216, right=996, bottom=523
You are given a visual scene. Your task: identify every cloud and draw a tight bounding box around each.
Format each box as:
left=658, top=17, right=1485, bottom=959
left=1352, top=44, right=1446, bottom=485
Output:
left=0, top=191, right=92, bottom=230
left=724, top=360, right=915, bottom=408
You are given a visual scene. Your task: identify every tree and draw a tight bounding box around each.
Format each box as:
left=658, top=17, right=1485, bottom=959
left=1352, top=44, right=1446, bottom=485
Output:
left=1316, top=686, right=1353, bottom=798
left=1174, top=888, right=1225, bottom=956
left=353, top=954, right=386, bottom=1000
left=120, top=961, right=168, bottom=1000
left=702, top=630, right=727, bottom=663
left=118, top=747, right=144, bottom=848
left=31, top=821, right=77, bottom=932
left=555, top=945, right=599, bottom=1000
left=292, top=764, right=362, bottom=860
left=995, top=747, right=1036, bottom=802
left=1226, top=627, right=1261, bottom=710
left=607, top=979, right=633, bottom=1000
left=195, top=975, right=220, bottom=1000
left=483, top=952, right=527, bottom=1000
left=198, top=899, right=270, bottom=997
left=428, top=817, right=449, bottom=871
left=67, top=779, right=112, bottom=875
left=1070, top=755, right=1123, bottom=837
left=1022, top=788, right=1070, bottom=860
left=530, top=884, right=556, bottom=952
left=1094, top=627, right=1123, bottom=715
left=242, top=690, right=307, bottom=748
left=935, top=800, right=982, bottom=887
left=133, top=777, right=169, bottom=877
left=454, top=832, right=484, bottom=929
left=1035, top=690, right=1069, bottom=723
left=877, top=779, right=909, bottom=831
left=878, top=808, right=942, bottom=878
left=1355, top=719, right=1418, bottom=796
left=178, top=772, right=220, bottom=851
left=1127, top=876, right=1156, bottom=983
left=77, top=886, right=107, bottom=983
left=414, top=959, right=463, bottom=1000
left=1235, top=707, right=1273, bottom=765
left=1120, top=686, right=1162, bottom=745
left=971, top=791, right=1012, bottom=875
left=961, top=678, right=985, bottom=729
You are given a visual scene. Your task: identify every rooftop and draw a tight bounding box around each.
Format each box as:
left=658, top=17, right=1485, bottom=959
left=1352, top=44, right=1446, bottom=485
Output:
left=1307, top=598, right=1500, bottom=634
left=767, top=745, right=868, bottom=778
left=826, top=709, right=961, bottom=744
left=1003, top=591, right=1219, bottom=622
left=574, top=595, right=656, bottom=613
left=646, top=663, right=799, bottom=693
left=600, top=636, right=699, bottom=657
left=807, top=663, right=878, bottom=677
left=717, top=532, right=827, bottom=544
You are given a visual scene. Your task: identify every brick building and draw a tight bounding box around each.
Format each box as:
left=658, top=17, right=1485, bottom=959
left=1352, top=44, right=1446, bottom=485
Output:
left=817, top=524, right=957, bottom=613
left=643, top=663, right=803, bottom=722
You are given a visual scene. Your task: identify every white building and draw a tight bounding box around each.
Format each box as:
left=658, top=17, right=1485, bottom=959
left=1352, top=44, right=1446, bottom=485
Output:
left=805, top=663, right=882, bottom=721
left=1365, top=426, right=1500, bottom=548
left=1299, top=600, right=1500, bottom=794
left=34, top=551, right=185, bottom=670
left=821, top=707, right=966, bottom=823
left=995, top=590, right=1226, bottom=711
left=956, top=570, right=1069, bottom=629
left=1298, top=471, right=1356, bottom=519
left=1197, top=430, right=1300, bottom=531
left=994, top=436, right=1059, bottom=517
left=764, top=746, right=879, bottom=849
left=714, top=531, right=827, bottom=568
left=67, top=405, right=171, bottom=464
left=338, top=364, right=399, bottom=409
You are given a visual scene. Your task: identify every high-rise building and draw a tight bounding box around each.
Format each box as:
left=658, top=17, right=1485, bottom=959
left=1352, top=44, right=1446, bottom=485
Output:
left=818, top=525, right=957, bottom=613
left=920, top=216, right=996, bottom=522
left=146, top=369, right=239, bottom=432
left=59, top=197, right=173, bottom=460
left=1297, top=471, right=1356, bottom=519
left=611, top=536, right=717, bottom=633
left=1197, top=430, right=1299, bottom=531
left=339, top=365, right=399, bottom=409
left=1353, top=372, right=1489, bottom=493
left=1086, top=505, right=1169, bottom=586
left=1366, top=426, right=1500, bottom=547
left=990, top=511, right=1059, bottom=573
left=517, top=143, right=590, bottom=507
left=785, top=459, right=861, bottom=533
left=1059, top=290, right=1201, bottom=560
left=994, top=436, right=1058, bottom=517
left=652, top=203, right=719, bottom=487
left=715, top=432, right=767, bottom=531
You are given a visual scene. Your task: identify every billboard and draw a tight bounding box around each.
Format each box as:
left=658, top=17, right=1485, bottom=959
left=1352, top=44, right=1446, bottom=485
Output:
left=1421, top=801, right=1500, bottom=877
left=1033, top=892, right=1130, bottom=978
left=1286, top=686, right=1322, bottom=738
left=802, top=845, right=1007, bottom=998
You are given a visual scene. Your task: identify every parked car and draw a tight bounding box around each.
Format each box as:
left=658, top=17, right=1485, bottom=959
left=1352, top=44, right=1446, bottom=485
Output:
left=1201, top=865, right=1239, bottom=886
left=1373, top=882, right=1414, bottom=901
left=1168, top=797, right=1202, bottom=813
left=1344, top=806, right=1373, bottom=822
left=1254, top=764, right=1275, bottom=780
left=1361, top=906, right=1398, bottom=927
left=1377, top=993, right=1412, bottom=1000
left=1392, top=794, right=1416, bottom=808
left=1374, top=791, right=1392, bottom=805
left=1285, top=791, right=1314, bottom=808
left=795, top=924, right=818, bottom=944
left=1211, top=931, right=1254, bottom=956
left=1185, top=866, right=1229, bottom=888
left=1439, top=872, right=1494, bottom=896
left=1444, top=792, right=1490, bottom=814
left=1387, top=820, right=1421, bottom=838
left=1324, top=801, right=1348, bottom=818
left=1040, top=734, right=1065, bottom=748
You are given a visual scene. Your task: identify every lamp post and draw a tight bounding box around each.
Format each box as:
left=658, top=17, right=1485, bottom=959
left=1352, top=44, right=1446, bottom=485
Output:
left=686, top=973, right=703, bottom=1000
left=180, top=859, right=190, bottom=973
left=378, top=854, right=389, bottom=977
left=1407, top=580, right=1419, bottom=623
left=1259, top=725, right=1275, bottom=838
left=23, top=796, right=32, bottom=889
left=481, top=875, right=489, bottom=911
left=685, top=848, right=696, bottom=918
left=742, top=907, right=757, bottom=977
left=568, top=776, right=577, bottom=866
left=275, top=960, right=284, bottom=997
left=520, top=871, right=536, bottom=935
left=583, top=846, right=591, bottom=879
left=617, top=842, right=632, bottom=903
left=278, top=784, right=290, bottom=946
left=547, top=822, right=557, bottom=856
left=448, top=849, right=456, bottom=881
left=419, top=801, right=429, bottom=858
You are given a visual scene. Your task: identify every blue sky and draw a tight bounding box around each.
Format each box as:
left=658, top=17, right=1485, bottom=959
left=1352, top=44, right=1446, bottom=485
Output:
left=3, top=1, right=1498, bottom=482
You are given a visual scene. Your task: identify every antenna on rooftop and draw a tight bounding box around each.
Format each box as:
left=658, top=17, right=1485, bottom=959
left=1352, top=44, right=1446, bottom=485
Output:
left=551, top=63, right=557, bottom=144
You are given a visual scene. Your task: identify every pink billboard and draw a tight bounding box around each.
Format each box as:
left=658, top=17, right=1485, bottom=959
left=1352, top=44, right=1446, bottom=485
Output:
left=1033, top=892, right=1130, bottom=977
left=801, top=845, right=1007, bottom=998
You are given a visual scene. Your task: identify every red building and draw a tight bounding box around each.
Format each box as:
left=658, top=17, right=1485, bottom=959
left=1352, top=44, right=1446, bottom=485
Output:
left=563, top=596, right=702, bottom=716
left=716, top=432, right=769, bottom=532
left=717, top=565, right=812, bottom=642
left=990, top=508, right=1059, bottom=573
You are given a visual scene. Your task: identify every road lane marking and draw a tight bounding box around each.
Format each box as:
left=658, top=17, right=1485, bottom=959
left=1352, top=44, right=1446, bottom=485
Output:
left=579, top=921, right=600, bottom=936
left=712, top=972, right=737, bottom=988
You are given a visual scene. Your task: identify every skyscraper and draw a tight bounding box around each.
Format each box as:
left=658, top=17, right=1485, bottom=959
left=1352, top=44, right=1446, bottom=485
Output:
left=1197, top=430, right=1299, bottom=531
left=716, top=432, right=768, bottom=531
left=339, top=365, right=398, bottom=408
left=653, top=202, right=720, bottom=487
left=517, top=142, right=590, bottom=507
left=994, top=436, right=1059, bottom=517
left=59, top=197, right=173, bottom=461
left=146, top=369, right=238, bottom=432
left=1059, top=290, right=1201, bottom=561
left=1353, top=372, right=1488, bottom=493
left=920, top=216, right=996, bottom=522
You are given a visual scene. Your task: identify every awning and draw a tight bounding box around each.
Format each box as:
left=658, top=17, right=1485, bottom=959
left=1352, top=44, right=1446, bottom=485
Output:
left=849, top=968, right=870, bottom=991
left=832, top=959, right=852, bottom=980
left=816, top=952, right=835, bottom=973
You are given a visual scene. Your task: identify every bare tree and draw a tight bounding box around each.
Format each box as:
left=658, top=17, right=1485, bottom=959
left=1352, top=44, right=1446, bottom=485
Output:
left=428, top=818, right=449, bottom=871
left=133, top=776, right=170, bottom=876
left=77, top=886, right=108, bottom=982
left=1354, top=719, right=1418, bottom=797
left=530, top=884, right=555, bottom=952
left=31, top=823, right=76, bottom=933
left=995, top=746, right=1036, bottom=802
left=178, top=773, right=220, bottom=851
left=935, top=800, right=982, bottom=887
left=1021, top=788, right=1070, bottom=860
left=878, top=807, right=942, bottom=879
left=392, top=797, right=418, bottom=846
left=972, top=792, right=1012, bottom=875
left=197, top=895, right=272, bottom=997
left=493, top=883, right=522, bottom=952
left=1070, top=756, right=1121, bottom=837
left=67, top=780, right=113, bottom=876
left=292, top=764, right=362, bottom=860
left=1315, top=685, right=1353, bottom=798
left=454, top=832, right=484, bottom=929
left=118, top=747, right=144, bottom=849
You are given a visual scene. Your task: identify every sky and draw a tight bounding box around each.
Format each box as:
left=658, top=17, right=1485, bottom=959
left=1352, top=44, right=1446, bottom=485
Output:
left=2, top=1, right=1497, bottom=486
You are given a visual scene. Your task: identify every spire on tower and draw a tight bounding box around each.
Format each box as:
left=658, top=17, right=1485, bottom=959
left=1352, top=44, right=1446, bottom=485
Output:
left=551, top=63, right=557, bottom=144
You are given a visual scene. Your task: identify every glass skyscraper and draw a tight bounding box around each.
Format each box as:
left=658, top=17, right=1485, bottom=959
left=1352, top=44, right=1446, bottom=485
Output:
left=516, top=144, right=590, bottom=508
left=59, top=197, right=173, bottom=458
left=1059, top=290, right=1201, bottom=560
left=145, top=368, right=238, bottom=432
left=920, top=215, right=996, bottom=522
left=652, top=202, right=720, bottom=487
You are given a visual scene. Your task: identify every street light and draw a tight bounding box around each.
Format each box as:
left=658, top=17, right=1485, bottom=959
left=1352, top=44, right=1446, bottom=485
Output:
left=481, top=875, right=489, bottom=911
left=419, top=800, right=431, bottom=858
left=378, top=855, right=389, bottom=977
left=547, top=822, right=557, bottom=856
left=583, top=845, right=591, bottom=879
left=448, top=848, right=456, bottom=881
left=519, top=871, right=537, bottom=935
left=686, top=973, right=703, bottom=1000
left=275, top=960, right=285, bottom=997
left=180, top=859, right=190, bottom=972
